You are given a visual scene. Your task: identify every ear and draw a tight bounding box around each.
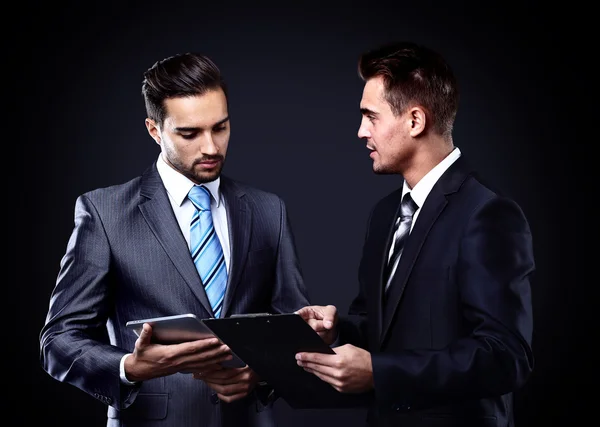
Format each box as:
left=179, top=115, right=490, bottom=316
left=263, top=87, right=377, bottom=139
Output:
left=408, top=107, right=426, bottom=137
left=145, top=118, right=161, bottom=145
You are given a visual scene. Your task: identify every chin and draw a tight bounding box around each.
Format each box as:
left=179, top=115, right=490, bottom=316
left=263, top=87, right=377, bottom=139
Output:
left=373, top=164, right=394, bottom=175
left=195, top=170, right=222, bottom=184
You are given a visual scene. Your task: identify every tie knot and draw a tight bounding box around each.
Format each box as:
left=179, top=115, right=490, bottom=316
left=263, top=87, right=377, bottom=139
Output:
left=188, top=185, right=211, bottom=211
left=400, top=192, right=418, bottom=218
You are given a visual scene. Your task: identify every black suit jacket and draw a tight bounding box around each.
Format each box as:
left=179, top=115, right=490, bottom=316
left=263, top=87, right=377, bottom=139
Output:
left=40, top=162, right=310, bottom=427
left=339, top=156, right=535, bottom=427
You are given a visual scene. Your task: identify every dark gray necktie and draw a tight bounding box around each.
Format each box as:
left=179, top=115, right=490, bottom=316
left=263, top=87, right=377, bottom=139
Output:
left=384, top=192, right=418, bottom=290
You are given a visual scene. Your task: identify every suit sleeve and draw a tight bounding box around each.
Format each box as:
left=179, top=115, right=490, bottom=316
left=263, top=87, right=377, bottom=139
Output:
left=39, top=194, right=139, bottom=410
left=253, top=197, right=311, bottom=410
left=372, top=196, right=534, bottom=410
left=337, top=206, right=374, bottom=348
left=270, top=197, right=311, bottom=313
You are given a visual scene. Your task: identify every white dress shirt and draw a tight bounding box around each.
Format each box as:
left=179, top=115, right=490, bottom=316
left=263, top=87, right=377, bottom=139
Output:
left=384, top=147, right=462, bottom=290
left=156, top=153, right=231, bottom=270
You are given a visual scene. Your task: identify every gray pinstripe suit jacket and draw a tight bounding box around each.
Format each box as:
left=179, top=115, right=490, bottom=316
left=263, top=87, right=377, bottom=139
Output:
left=40, top=161, right=310, bottom=427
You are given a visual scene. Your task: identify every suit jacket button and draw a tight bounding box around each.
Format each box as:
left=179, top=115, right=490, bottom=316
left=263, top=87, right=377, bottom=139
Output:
left=210, top=393, right=220, bottom=405
left=392, top=403, right=410, bottom=411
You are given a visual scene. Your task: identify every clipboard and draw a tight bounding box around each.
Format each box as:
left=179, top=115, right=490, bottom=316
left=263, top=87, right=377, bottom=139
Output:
left=202, top=313, right=370, bottom=409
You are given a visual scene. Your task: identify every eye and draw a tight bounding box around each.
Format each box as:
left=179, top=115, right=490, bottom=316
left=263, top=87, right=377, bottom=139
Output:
left=213, top=125, right=227, bottom=133
left=180, top=133, right=197, bottom=140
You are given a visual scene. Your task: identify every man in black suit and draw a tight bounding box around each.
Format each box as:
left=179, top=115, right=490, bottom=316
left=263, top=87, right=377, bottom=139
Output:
left=40, top=52, right=310, bottom=427
left=296, top=41, right=535, bottom=427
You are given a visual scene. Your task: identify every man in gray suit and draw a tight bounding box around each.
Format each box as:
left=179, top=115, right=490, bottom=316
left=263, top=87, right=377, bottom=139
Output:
left=39, top=52, right=310, bottom=427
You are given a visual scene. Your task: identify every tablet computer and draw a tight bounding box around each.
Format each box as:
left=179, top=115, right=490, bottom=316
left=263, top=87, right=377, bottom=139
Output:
left=126, top=313, right=245, bottom=368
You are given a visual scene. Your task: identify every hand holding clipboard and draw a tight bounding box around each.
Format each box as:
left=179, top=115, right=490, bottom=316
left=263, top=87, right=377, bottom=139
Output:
left=202, top=312, right=369, bottom=409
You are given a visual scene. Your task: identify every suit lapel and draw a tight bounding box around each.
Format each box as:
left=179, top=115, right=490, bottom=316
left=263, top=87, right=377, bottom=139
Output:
left=368, top=190, right=404, bottom=344
left=138, top=163, right=214, bottom=315
left=380, top=187, right=446, bottom=342
left=219, top=177, right=251, bottom=318
left=380, top=156, right=472, bottom=345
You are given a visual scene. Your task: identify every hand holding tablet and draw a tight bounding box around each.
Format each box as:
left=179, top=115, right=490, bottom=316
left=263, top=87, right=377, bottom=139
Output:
left=126, top=313, right=246, bottom=368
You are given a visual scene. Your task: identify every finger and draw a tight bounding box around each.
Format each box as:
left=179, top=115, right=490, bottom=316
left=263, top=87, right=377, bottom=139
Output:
left=322, top=305, right=338, bottom=329
left=178, top=341, right=226, bottom=359
left=192, top=364, right=224, bottom=379
left=297, top=359, right=340, bottom=378
left=205, top=381, right=249, bottom=396
left=192, top=371, right=216, bottom=380
left=302, top=366, right=342, bottom=390
left=189, top=337, right=223, bottom=351
left=295, top=351, right=332, bottom=366
left=217, top=391, right=247, bottom=403
left=306, top=318, right=326, bottom=332
left=201, top=363, right=225, bottom=375
left=196, top=367, right=244, bottom=382
left=187, top=354, right=233, bottom=371
left=200, top=375, right=238, bottom=385
left=294, top=306, right=314, bottom=321
left=180, top=345, right=233, bottom=371
left=135, top=323, right=153, bottom=348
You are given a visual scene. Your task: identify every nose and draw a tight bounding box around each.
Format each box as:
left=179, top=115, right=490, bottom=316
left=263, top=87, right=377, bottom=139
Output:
left=357, top=118, right=370, bottom=139
left=201, top=133, right=219, bottom=155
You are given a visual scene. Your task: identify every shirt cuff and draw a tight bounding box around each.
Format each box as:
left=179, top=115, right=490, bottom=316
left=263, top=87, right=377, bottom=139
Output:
left=120, top=353, right=138, bottom=385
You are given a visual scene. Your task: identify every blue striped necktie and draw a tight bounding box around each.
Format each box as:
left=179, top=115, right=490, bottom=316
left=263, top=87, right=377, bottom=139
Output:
left=188, top=185, right=227, bottom=318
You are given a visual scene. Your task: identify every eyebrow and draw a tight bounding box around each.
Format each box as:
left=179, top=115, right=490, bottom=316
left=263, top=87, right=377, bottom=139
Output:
left=173, top=116, right=230, bottom=132
left=360, top=108, right=377, bottom=116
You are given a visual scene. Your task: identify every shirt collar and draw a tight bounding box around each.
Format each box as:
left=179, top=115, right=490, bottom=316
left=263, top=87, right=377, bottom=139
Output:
left=156, top=154, right=221, bottom=207
left=402, top=147, right=461, bottom=209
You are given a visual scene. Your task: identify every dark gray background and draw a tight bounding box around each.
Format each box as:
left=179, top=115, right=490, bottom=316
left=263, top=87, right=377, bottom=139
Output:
left=14, top=1, right=588, bottom=425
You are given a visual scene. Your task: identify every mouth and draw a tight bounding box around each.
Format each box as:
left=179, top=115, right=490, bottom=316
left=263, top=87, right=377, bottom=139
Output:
left=196, top=158, right=222, bottom=170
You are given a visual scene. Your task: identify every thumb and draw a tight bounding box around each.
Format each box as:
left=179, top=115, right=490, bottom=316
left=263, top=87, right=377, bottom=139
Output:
left=137, top=323, right=153, bottom=347
left=294, top=306, right=309, bottom=321
left=322, top=305, right=337, bottom=329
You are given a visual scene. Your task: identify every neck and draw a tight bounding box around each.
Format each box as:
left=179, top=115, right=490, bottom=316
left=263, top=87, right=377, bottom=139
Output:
left=402, top=137, right=453, bottom=189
